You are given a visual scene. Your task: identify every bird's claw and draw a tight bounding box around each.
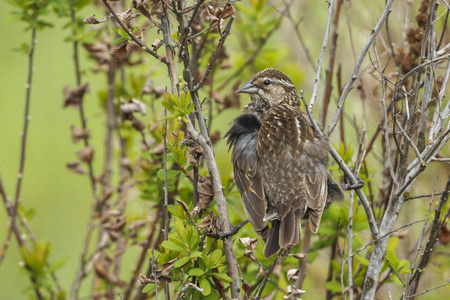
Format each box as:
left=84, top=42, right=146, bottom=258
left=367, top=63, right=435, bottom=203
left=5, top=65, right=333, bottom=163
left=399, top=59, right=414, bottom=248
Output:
left=342, top=174, right=365, bottom=191
left=217, top=220, right=249, bottom=239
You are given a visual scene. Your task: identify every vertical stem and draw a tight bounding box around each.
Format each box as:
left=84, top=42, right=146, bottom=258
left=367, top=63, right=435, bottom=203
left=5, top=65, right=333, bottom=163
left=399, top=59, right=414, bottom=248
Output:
left=8, top=26, right=37, bottom=247
left=160, top=3, right=178, bottom=299
left=321, top=0, right=343, bottom=125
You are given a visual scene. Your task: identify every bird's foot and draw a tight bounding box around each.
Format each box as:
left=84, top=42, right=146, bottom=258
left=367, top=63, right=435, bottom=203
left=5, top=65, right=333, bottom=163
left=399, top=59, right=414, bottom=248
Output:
left=342, top=175, right=365, bottom=191
left=217, top=220, right=249, bottom=239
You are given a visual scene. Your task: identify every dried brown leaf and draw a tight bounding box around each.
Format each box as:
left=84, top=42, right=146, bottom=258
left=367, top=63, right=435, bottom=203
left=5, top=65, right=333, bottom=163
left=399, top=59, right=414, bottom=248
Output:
left=195, top=176, right=214, bottom=214
left=288, top=253, right=308, bottom=260
left=63, top=83, right=90, bottom=108
left=118, top=8, right=133, bottom=22
left=132, top=117, right=146, bottom=132
left=83, top=14, right=109, bottom=24
left=239, top=237, right=258, bottom=252
left=111, top=43, right=128, bottom=60
left=132, top=0, right=151, bottom=19
left=77, top=145, right=94, bottom=164
left=84, top=42, right=110, bottom=65
left=121, top=98, right=147, bottom=115
left=287, top=269, right=300, bottom=282
left=152, top=38, right=161, bottom=52
left=71, top=125, right=90, bottom=143
left=438, top=224, right=450, bottom=245
left=221, top=4, right=236, bottom=19
left=66, top=161, right=87, bottom=175
left=256, top=266, right=265, bottom=278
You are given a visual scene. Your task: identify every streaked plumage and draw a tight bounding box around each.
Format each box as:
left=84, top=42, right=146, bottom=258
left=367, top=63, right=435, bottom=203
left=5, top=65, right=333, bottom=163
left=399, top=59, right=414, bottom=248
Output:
left=225, top=68, right=343, bottom=258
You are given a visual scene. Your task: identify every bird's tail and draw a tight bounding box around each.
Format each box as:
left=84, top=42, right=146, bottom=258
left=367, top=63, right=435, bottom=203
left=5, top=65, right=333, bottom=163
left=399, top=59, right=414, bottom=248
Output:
left=263, top=220, right=280, bottom=258
left=263, top=210, right=302, bottom=258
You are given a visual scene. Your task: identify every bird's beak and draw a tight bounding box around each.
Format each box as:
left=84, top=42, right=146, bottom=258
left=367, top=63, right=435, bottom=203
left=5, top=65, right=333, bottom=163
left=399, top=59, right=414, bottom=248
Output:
left=236, top=80, right=259, bottom=94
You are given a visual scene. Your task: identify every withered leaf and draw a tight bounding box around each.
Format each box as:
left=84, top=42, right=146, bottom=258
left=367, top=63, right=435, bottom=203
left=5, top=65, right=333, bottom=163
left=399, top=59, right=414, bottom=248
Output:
left=154, top=144, right=165, bottom=155
left=161, top=258, right=176, bottom=276
left=221, top=4, right=236, bottom=19
left=287, top=269, right=300, bottom=282
left=111, top=43, right=128, bottom=60
left=288, top=253, right=308, bottom=260
left=152, top=38, right=162, bottom=52
left=83, top=14, right=109, bottom=24
left=132, top=0, right=151, bottom=19
left=71, top=125, right=90, bottom=143
left=132, top=117, right=146, bottom=131
left=287, top=285, right=306, bottom=295
left=194, top=176, right=214, bottom=215
left=438, top=224, right=450, bottom=245
left=84, top=42, right=110, bottom=65
left=66, top=161, right=87, bottom=175
left=64, top=83, right=90, bottom=108
left=198, top=216, right=212, bottom=231
left=118, top=8, right=133, bottom=22
left=239, top=237, right=258, bottom=252
left=256, top=266, right=265, bottom=278
left=121, top=98, right=147, bottom=115
left=93, top=257, right=127, bottom=287
left=77, top=145, right=94, bottom=164
left=209, top=130, right=221, bottom=146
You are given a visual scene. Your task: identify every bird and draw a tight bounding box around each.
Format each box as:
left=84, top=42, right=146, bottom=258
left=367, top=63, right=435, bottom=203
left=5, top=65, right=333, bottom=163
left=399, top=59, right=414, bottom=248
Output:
left=225, top=68, right=344, bottom=258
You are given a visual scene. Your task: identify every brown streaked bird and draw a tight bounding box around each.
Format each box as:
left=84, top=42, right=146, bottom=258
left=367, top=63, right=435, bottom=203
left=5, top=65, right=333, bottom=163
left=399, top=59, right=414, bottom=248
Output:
left=225, top=68, right=344, bottom=258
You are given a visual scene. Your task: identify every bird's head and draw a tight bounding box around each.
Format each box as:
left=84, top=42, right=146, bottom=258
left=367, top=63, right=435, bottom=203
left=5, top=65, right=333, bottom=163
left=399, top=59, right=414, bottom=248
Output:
left=236, top=68, right=300, bottom=109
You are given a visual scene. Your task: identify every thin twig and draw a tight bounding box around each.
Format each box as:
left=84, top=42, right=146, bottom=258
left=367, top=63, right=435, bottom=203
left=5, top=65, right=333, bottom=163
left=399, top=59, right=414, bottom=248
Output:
left=406, top=279, right=450, bottom=298
left=102, top=0, right=167, bottom=63
left=300, top=91, right=380, bottom=239
left=327, top=0, right=395, bottom=136
left=308, top=0, right=335, bottom=111
left=321, top=0, right=343, bottom=125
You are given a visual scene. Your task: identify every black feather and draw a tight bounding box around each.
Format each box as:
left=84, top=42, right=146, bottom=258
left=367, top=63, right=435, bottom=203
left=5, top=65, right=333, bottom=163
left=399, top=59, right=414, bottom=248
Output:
left=225, top=113, right=262, bottom=151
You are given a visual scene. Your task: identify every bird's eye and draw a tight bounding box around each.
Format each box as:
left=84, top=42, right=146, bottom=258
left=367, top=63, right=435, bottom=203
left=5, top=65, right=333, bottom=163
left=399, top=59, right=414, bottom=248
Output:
left=263, top=80, right=271, bottom=85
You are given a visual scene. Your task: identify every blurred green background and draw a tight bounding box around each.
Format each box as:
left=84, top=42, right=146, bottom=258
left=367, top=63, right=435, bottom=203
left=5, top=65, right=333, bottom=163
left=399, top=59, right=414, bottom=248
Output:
left=1, top=0, right=450, bottom=299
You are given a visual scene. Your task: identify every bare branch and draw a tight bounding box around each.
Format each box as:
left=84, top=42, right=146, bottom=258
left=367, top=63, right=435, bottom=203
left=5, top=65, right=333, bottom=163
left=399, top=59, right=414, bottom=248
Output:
left=327, top=0, right=395, bottom=136
left=308, top=0, right=335, bottom=111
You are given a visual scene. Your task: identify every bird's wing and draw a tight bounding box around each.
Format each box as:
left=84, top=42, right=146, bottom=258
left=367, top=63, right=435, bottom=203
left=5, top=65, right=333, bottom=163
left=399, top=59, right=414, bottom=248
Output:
left=225, top=113, right=269, bottom=241
left=303, top=166, right=328, bottom=233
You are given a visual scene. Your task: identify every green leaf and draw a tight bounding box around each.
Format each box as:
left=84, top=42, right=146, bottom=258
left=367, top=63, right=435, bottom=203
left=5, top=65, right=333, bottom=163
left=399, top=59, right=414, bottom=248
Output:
left=161, top=240, right=185, bottom=252
left=113, top=37, right=128, bottom=44
left=173, top=256, right=191, bottom=268
left=157, top=169, right=180, bottom=180
left=190, top=251, right=202, bottom=258
left=211, top=272, right=233, bottom=283
left=397, top=259, right=411, bottom=274
left=324, top=280, right=342, bottom=293
left=199, top=277, right=212, bottom=296
left=142, top=283, right=156, bottom=293
left=354, top=255, right=370, bottom=266
left=188, top=268, right=205, bottom=277
left=206, top=249, right=222, bottom=269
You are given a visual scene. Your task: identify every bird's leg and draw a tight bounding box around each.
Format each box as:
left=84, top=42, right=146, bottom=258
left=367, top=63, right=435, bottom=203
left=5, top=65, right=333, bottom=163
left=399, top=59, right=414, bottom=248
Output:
left=342, top=174, right=365, bottom=191
left=217, top=220, right=250, bottom=239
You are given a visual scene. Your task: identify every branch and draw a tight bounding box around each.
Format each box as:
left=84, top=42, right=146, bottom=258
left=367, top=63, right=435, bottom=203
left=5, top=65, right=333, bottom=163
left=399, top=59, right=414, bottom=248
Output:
left=193, top=16, right=234, bottom=91
left=308, top=0, right=335, bottom=111
left=327, top=0, right=395, bottom=136
left=300, top=92, right=380, bottom=239
left=102, top=0, right=167, bottom=63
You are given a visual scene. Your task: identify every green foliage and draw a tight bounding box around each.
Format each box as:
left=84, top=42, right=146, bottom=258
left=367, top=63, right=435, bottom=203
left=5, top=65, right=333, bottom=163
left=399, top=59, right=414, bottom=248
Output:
left=162, top=92, right=195, bottom=123
left=20, top=241, right=67, bottom=299
left=4, top=0, right=59, bottom=31
left=142, top=203, right=231, bottom=298
left=112, top=26, right=139, bottom=44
